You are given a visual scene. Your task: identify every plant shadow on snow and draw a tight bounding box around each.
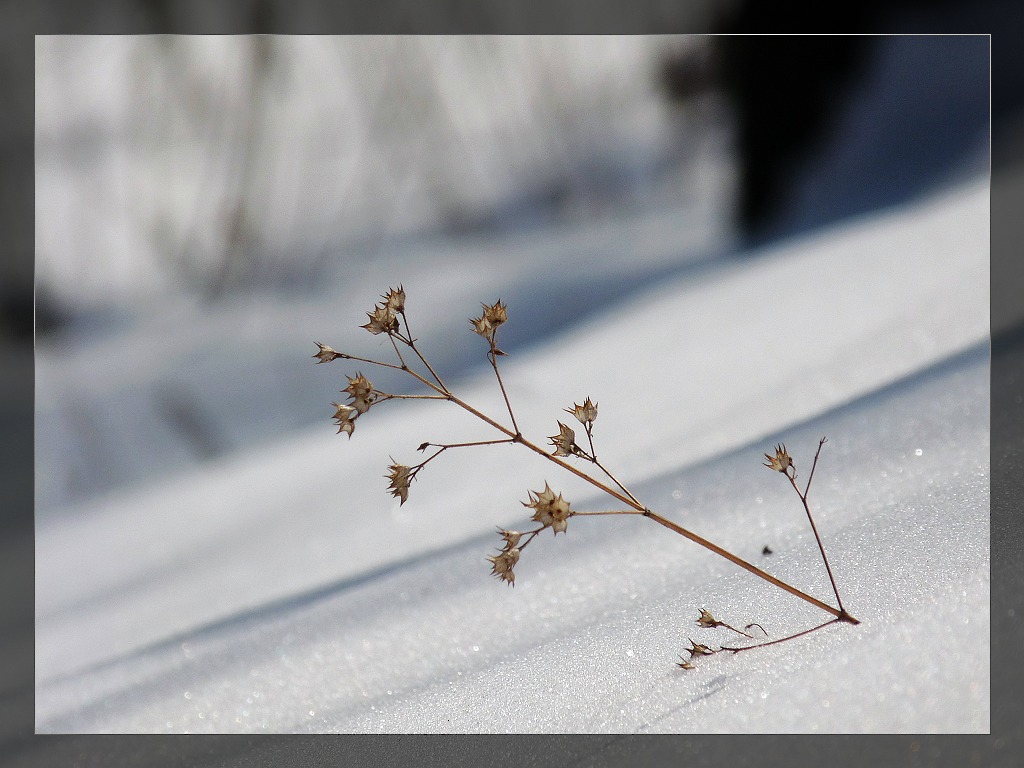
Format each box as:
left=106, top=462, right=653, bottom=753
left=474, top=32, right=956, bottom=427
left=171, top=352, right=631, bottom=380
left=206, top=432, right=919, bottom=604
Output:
left=643, top=674, right=732, bottom=730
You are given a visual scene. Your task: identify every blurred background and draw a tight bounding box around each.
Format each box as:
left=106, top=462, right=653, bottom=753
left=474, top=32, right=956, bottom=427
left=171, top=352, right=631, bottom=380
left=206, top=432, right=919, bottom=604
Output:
left=31, top=29, right=1000, bottom=520
left=33, top=34, right=729, bottom=515
left=34, top=35, right=730, bottom=306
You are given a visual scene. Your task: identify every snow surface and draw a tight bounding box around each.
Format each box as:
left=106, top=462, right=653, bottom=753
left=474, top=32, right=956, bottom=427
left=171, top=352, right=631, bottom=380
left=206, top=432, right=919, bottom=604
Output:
left=35, top=177, right=989, bottom=733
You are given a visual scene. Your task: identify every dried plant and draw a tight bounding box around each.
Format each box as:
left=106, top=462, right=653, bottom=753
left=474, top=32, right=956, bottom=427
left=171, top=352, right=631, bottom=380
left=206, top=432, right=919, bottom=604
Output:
left=314, top=287, right=859, bottom=666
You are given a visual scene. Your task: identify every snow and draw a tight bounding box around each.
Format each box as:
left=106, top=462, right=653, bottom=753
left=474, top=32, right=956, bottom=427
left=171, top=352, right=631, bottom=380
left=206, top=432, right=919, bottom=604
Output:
left=35, top=177, right=989, bottom=733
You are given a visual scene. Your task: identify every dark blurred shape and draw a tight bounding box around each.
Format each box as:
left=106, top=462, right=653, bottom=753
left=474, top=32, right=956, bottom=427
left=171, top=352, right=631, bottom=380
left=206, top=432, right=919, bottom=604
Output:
left=0, top=287, right=37, bottom=342
left=668, top=0, right=1014, bottom=244
left=658, top=39, right=719, bottom=103
left=714, top=33, right=872, bottom=239
left=657, top=31, right=875, bottom=237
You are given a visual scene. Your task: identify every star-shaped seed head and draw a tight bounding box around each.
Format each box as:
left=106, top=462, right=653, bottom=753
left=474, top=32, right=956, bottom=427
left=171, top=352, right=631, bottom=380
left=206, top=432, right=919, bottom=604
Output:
left=313, top=342, right=343, bottom=364
left=469, top=300, right=508, bottom=343
left=522, top=482, right=572, bottom=534
left=331, top=403, right=358, bottom=437
left=763, top=443, right=794, bottom=473
left=470, top=314, right=493, bottom=339
left=381, top=285, right=406, bottom=314
left=362, top=303, right=399, bottom=335
left=565, top=397, right=598, bottom=426
left=483, top=300, right=507, bottom=327
left=344, top=372, right=377, bottom=414
left=497, top=528, right=522, bottom=550
left=487, top=547, right=520, bottom=586
left=548, top=421, right=578, bottom=458
left=685, top=639, right=715, bottom=658
left=696, top=608, right=724, bottom=629
left=385, top=461, right=412, bottom=504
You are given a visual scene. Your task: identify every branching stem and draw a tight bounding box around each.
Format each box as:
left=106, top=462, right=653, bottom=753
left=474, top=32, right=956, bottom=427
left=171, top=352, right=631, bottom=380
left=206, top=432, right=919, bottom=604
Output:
left=387, top=333, right=409, bottom=370
left=643, top=509, right=857, bottom=623
left=380, top=393, right=449, bottom=402
left=517, top=529, right=543, bottom=551
left=719, top=617, right=843, bottom=654
left=400, top=310, right=450, bottom=394
left=590, top=457, right=643, bottom=508
left=361, top=345, right=859, bottom=623
left=571, top=509, right=646, bottom=517
left=336, top=353, right=407, bottom=372
left=718, top=621, right=756, bottom=640
left=786, top=437, right=847, bottom=614
left=321, top=297, right=860, bottom=633
left=420, top=439, right=517, bottom=451
left=487, top=345, right=519, bottom=435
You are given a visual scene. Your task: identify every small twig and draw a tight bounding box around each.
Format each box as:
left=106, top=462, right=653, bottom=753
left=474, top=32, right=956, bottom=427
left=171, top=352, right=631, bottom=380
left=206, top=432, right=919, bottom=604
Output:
left=388, top=360, right=450, bottom=398
left=487, top=344, right=519, bottom=436
left=411, top=438, right=518, bottom=476
left=719, top=617, right=843, bottom=654
left=446, top=394, right=642, bottom=511
left=411, top=448, right=445, bottom=474
left=696, top=609, right=758, bottom=639
left=590, top=457, right=643, bottom=509
left=400, top=309, right=450, bottom=394
left=387, top=333, right=410, bottom=370
left=584, top=424, right=597, bottom=462
left=786, top=438, right=846, bottom=614
left=802, top=436, right=827, bottom=499
left=570, top=509, right=646, bottom=517
left=647, top=510, right=853, bottom=622
left=379, top=393, right=450, bottom=402
left=332, top=353, right=408, bottom=372
left=419, top=439, right=517, bottom=451
left=718, top=621, right=756, bottom=640
left=559, top=419, right=643, bottom=508
left=517, top=529, right=543, bottom=551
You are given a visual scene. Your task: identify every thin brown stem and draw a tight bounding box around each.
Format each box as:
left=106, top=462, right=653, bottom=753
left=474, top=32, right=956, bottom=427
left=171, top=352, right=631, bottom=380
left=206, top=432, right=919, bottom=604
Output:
left=719, top=617, right=843, bottom=654
left=786, top=438, right=846, bottom=614
left=412, top=448, right=446, bottom=473
left=644, top=509, right=858, bottom=623
left=568, top=444, right=641, bottom=509
left=393, top=361, right=450, bottom=398
left=414, top=438, right=517, bottom=474
left=421, top=439, right=517, bottom=450
left=442, top=389, right=858, bottom=624
left=335, top=353, right=408, bottom=372
left=591, top=457, right=643, bottom=508
left=417, top=383, right=639, bottom=510
left=334, top=325, right=858, bottom=628
left=571, top=509, right=646, bottom=517
left=487, top=346, right=519, bottom=435
left=584, top=425, right=596, bottom=462
left=400, top=312, right=450, bottom=394
left=388, top=334, right=410, bottom=370
left=802, top=436, right=828, bottom=499
left=517, top=529, right=543, bottom=551
left=793, top=478, right=846, bottom=614
left=337, top=338, right=448, bottom=401
left=719, top=621, right=756, bottom=639
left=380, top=393, right=450, bottom=401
